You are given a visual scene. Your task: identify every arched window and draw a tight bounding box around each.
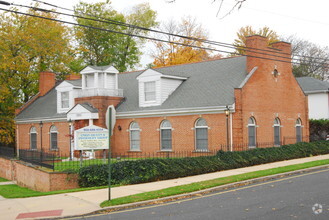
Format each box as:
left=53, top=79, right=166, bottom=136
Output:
left=273, top=118, right=281, bottom=146
left=296, top=119, right=302, bottom=143
left=248, top=117, right=256, bottom=148
left=130, top=122, right=140, bottom=151
left=50, top=126, right=58, bottom=150
left=30, top=127, right=37, bottom=150
left=160, top=120, right=172, bottom=151
left=195, top=118, right=208, bottom=151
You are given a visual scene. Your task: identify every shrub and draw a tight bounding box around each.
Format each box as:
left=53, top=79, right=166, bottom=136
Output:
left=78, top=141, right=329, bottom=187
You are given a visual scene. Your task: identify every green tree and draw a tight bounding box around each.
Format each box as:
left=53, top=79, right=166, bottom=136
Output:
left=74, top=1, right=157, bottom=72
left=284, top=35, right=329, bottom=80
left=233, top=26, right=280, bottom=54
left=151, top=16, right=216, bottom=67
left=0, top=7, right=73, bottom=145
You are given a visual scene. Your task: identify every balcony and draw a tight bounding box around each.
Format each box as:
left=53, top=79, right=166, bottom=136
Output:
left=76, top=88, right=124, bottom=98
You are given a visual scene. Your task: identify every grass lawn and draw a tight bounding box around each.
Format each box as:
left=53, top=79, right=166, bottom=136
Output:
left=1, top=158, right=328, bottom=201
left=54, top=158, right=140, bottom=172
left=0, top=184, right=108, bottom=199
left=54, top=159, right=108, bottom=172
left=0, top=177, right=8, bottom=182
left=100, top=158, right=329, bottom=207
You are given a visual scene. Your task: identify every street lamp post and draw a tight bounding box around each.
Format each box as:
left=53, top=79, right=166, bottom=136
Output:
left=39, top=121, right=43, bottom=161
left=68, top=119, right=72, bottom=161
left=225, top=106, right=230, bottom=151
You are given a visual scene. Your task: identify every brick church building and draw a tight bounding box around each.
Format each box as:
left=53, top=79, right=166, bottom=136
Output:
left=15, top=35, right=309, bottom=156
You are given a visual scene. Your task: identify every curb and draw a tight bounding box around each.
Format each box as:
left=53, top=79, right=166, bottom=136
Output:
left=58, top=163, right=329, bottom=219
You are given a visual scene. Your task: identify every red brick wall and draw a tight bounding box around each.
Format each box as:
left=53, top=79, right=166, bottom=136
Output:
left=0, top=157, right=15, bottom=180
left=232, top=35, right=309, bottom=146
left=113, top=114, right=228, bottom=154
left=17, top=121, right=71, bottom=154
left=0, top=158, right=79, bottom=192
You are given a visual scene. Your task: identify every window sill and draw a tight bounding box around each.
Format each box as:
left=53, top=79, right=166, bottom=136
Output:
left=157, top=150, right=173, bottom=153
left=193, top=150, right=211, bottom=153
left=128, top=150, right=142, bottom=152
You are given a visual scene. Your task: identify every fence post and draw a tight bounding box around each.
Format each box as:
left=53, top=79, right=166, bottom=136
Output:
left=80, top=150, right=83, bottom=168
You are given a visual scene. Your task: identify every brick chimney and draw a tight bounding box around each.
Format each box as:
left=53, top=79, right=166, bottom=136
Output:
left=246, top=35, right=268, bottom=73
left=245, top=35, right=293, bottom=74
left=39, top=71, right=56, bottom=96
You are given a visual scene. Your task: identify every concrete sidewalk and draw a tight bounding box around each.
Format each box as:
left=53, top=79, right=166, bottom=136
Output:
left=1, top=154, right=329, bottom=220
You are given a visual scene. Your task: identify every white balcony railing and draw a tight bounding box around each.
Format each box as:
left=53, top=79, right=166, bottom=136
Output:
left=76, top=88, right=124, bottom=98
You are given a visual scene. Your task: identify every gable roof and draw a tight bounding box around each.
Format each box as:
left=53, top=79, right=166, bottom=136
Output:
left=116, top=56, right=247, bottom=113
left=296, top=77, right=329, bottom=94
left=15, top=56, right=248, bottom=121
left=15, top=88, right=66, bottom=122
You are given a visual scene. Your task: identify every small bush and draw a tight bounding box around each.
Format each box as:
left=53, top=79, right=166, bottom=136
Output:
left=78, top=141, right=329, bottom=187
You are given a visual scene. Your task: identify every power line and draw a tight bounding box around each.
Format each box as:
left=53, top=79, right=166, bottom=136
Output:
left=31, top=0, right=329, bottom=63
left=20, top=0, right=326, bottom=63
left=0, top=5, right=327, bottom=66
left=31, top=0, right=329, bottom=62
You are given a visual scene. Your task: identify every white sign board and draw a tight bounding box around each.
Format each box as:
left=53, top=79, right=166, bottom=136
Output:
left=74, top=125, right=109, bottom=150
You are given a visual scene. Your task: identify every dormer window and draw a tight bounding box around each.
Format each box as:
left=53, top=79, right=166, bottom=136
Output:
left=61, top=92, right=70, bottom=109
left=144, top=81, right=156, bottom=102
left=56, top=81, right=76, bottom=113
left=137, top=69, right=187, bottom=108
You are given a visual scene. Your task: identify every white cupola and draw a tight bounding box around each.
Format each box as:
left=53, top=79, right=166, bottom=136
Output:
left=78, top=65, right=123, bottom=97
left=80, top=65, right=119, bottom=90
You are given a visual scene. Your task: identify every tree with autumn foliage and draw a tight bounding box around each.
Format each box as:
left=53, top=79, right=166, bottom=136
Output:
left=0, top=7, right=73, bottom=145
left=233, top=26, right=280, bottom=54
left=151, top=16, right=217, bottom=67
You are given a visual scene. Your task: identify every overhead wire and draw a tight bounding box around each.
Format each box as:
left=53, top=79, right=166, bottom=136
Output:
left=0, top=2, right=328, bottom=65
left=30, top=0, right=329, bottom=62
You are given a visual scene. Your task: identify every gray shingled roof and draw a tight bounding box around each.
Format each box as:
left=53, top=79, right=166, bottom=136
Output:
left=296, top=77, right=329, bottom=93
left=116, top=56, right=247, bottom=112
left=67, top=79, right=82, bottom=87
left=79, top=103, right=98, bottom=113
left=15, top=88, right=66, bottom=121
left=16, top=56, right=248, bottom=121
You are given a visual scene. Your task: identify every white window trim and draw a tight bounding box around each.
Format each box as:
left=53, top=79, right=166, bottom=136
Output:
left=129, top=122, right=141, bottom=151
left=248, top=117, right=257, bottom=148
left=143, top=81, right=158, bottom=105
left=160, top=120, right=173, bottom=151
left=195, top=118, right=209, bottom=151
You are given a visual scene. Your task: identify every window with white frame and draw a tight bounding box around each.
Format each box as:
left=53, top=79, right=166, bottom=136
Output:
left=144, top=81, right=156, bottom=102
left=130, top=122, right=141, bottom=151
left=296, top=118, right=302, bottom=143
left=30, top=126, right=37, bottom=150
left=248, top=117, right=256, bottom=148
left=274, top=118, right=281, bottom=146
left=160, top=120, right=172, bottom=151
left=50, top=125, right=58, bottom=150
left=61, top=91, right=70, bottom=109
left=195, top=118, right=208, bottom=151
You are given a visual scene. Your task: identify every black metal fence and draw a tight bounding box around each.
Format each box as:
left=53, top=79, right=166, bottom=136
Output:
left=18, top=149, right=55, bottom=170
left=4, top=136, right=310, bottom=172
left=0, top=146, right=16, bottom=158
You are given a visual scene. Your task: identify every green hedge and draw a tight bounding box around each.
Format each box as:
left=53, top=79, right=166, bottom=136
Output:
left=310, top=119, right=329, bottom=141
left=78, top=141, right=329, bottom=187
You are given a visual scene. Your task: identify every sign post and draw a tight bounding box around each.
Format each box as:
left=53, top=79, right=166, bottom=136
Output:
left=108, top=108, right=112, bottom=201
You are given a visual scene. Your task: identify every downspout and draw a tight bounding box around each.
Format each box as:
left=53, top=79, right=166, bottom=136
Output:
left=230, top=112, right=233, bottom=151
left=16, top=124, right=19, bottom=157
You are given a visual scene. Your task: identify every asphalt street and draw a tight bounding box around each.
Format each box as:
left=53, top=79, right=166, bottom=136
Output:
left=71, top=167, right=329, bottom=220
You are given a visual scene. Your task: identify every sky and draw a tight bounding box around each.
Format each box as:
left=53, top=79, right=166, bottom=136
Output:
left=7, top=0, right=329, bottom=68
